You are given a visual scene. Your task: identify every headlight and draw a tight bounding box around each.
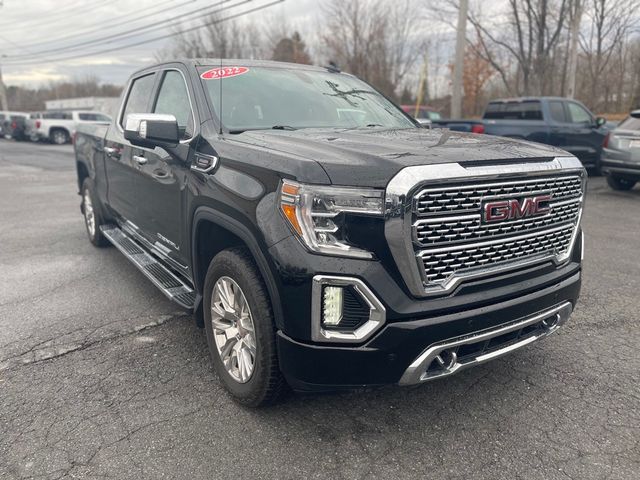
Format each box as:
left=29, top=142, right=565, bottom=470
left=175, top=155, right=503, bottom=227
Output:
left=279, top=180, right=384, bottom=259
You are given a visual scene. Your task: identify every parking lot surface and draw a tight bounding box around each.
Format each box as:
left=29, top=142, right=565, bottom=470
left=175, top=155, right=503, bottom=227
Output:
left=0, top=140, right=638, bottom=480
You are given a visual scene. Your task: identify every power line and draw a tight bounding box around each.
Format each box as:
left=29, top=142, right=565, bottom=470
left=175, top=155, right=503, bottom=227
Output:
left=0, top=0, right=122, bottom=31
left=3, top=0, right=285, bottom=67
left=3, top=0, right=240, bottom=60
left=3, top=0, right=194, bottom=52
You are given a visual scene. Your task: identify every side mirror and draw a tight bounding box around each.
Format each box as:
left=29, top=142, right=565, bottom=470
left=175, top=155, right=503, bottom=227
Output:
left=595, top=116, right=607, bottom=128
left=124, top=113, right=179, bottom=149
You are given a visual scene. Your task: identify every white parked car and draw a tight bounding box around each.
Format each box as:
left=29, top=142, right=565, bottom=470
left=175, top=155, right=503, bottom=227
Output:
left=26, top=110, right=112, bottom=144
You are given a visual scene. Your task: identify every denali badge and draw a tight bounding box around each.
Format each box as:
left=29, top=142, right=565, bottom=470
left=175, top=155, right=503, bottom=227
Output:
left=483, top=195, right=552, bottom=223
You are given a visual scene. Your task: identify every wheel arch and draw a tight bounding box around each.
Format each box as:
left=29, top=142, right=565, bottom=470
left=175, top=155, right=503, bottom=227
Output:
left=191, top=207, right=284, bottom=330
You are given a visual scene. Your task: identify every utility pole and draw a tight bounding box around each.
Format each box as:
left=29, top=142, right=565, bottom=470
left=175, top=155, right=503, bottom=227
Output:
left=451, top=0, right=468, bottom=119
left=567, top=0, right=583, bottom=99
left=0, top=1, right=7, bottom=110
left=0, top=61, right=9, bottom=111
left=415, top=56, right=428, bottom=118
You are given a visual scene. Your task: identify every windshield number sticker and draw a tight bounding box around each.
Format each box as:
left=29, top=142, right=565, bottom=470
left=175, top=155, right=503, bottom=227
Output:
left=201, top=67, right=249, bottom=80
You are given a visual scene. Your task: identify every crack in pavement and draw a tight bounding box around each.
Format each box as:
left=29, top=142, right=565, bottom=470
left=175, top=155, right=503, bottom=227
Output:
left=0, top=313, right=191, bottom=372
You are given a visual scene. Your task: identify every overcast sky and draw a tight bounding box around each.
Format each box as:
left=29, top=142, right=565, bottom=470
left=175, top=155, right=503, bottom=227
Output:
left=0, top=0, right=324, bottom=87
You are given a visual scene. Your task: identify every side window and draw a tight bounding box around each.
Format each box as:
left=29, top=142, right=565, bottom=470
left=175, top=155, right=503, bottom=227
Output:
left=567, top=102, right=592, bottom=124
left=121, top=73, right=156, bottom=128
left=153, top=70, right=194, bottom=140
left=549, top=101, right=567, bottom=123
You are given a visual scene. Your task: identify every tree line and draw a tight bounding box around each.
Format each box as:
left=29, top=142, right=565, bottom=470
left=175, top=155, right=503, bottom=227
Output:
left=6, top=0, right=640, bottom=117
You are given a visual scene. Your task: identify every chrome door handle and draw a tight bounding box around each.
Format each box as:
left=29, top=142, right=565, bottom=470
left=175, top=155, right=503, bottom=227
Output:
left=104, top=146, right=119, bottom=157
left=133, top=155, right=147, bottom=166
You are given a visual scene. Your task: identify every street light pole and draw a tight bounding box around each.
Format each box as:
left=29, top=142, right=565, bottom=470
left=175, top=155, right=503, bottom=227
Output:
left=451, top=0, right=468, bottom=119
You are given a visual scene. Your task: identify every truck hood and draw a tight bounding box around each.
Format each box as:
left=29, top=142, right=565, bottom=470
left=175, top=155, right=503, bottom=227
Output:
left=238, top=127, right=569, bottom=187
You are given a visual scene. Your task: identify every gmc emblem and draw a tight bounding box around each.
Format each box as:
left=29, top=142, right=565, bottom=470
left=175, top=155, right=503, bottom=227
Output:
left=483, top=195, right=552, bottom=223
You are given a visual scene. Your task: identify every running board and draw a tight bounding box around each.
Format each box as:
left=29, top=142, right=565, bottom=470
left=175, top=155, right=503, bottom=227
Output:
left=100, top=225, right=196, bottom=310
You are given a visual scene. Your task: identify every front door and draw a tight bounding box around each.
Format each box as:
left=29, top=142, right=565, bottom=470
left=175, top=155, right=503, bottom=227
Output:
left=133, top=68, right=196, bottom=271
left=563, top=101, right=606, bottom=166
left=107, top=72, right=157, bottom=223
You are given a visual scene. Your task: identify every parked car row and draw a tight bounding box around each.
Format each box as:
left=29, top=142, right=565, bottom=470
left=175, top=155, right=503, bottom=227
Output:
left=0, top=109, right=111, bottom=144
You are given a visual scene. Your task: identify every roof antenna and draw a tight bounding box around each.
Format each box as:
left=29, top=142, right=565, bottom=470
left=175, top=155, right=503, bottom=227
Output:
left=219, top=56, right=223, bottom=135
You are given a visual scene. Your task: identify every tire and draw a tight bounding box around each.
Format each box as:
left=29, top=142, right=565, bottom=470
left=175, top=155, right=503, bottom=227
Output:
left=606, top=175, right=636, bottom=191
left=203, top=247, right=286, bottom=407
left=81, top=178, right=110, bottom=247
left=50, top=129, right=69, bottom=145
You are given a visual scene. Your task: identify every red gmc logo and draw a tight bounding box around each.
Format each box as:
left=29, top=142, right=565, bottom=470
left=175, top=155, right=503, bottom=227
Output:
left=483, top=195, right=552, bottom=223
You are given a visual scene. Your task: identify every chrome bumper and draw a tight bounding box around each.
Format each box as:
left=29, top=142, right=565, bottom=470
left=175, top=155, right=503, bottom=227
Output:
left=399, top=302, right=573, bottom=385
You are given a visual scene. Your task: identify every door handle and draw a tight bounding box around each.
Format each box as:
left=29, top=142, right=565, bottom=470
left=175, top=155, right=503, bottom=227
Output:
left=133, top=155, right=148, bottom=166
left=104, top=146, right=119, bottom=158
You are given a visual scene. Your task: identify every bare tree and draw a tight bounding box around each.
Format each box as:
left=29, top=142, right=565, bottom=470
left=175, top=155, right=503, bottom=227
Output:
left=321, top=0, right=422, bottom=99
left=467, top=0, right=569, bottom=96
left=271, top=32, right=312, bottom=64
left=579, top=0, right=639, bottom=111
left=162, top=13, right=268, bottom=60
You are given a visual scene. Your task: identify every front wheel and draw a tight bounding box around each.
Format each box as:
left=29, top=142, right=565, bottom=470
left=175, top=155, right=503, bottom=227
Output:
left=203, top=247, right=285, bottom=407
left=81, top=179, right=109, bottom=247
left=606, top=175, right=637, bottom=191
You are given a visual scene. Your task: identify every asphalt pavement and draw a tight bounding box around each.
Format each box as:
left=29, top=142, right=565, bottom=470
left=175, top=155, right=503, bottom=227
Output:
left=0, top=140, right=638, bottom=480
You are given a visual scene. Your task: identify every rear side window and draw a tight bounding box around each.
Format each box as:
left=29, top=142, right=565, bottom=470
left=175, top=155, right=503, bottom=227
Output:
left=567, top=102, right=592, bottom=124
left=153, top=70, right=194, bottom=140
left=484, top=101, right=543, bottom=120
left=79, top=113, right=111, bottom=122
left=121, top=73, right=156, bottom=127
left=43, top=111, right=72, bottom=119
left=549, top=101, right=567, bottom=123
left=616, top=115, right=640, bottom=131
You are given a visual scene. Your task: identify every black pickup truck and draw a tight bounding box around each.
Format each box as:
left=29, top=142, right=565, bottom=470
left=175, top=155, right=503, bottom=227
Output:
left=74, top=60, right=585, bottom=406
left=433, top=97, right=607, bottom=171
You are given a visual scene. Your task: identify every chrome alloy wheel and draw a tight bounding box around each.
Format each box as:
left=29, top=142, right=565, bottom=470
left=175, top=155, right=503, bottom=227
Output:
left=83, top=190, right=96, bottom=238
left=210, top=276, right=257, bottom=383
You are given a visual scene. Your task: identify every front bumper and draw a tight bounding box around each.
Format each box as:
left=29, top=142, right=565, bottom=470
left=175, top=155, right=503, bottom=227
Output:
left=277, top=270, right=581, bottom=391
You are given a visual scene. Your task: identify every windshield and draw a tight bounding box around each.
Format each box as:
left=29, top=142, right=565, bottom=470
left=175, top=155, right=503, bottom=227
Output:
left=199, top=65, right=415, bottom=132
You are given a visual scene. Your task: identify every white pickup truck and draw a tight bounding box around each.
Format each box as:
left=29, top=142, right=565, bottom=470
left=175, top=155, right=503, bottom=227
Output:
left=26, top=110, right=111, bottom=144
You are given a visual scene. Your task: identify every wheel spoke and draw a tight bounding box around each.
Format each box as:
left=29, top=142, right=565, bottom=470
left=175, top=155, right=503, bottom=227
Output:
left=219, top=336, right=238, bottom=361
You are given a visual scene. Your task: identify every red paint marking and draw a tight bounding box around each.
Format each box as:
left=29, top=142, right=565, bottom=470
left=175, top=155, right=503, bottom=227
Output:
left=200, top=66, right=249, bottom=80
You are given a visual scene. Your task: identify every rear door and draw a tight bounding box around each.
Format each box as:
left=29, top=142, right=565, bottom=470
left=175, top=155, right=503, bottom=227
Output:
left=133, top=67, right=196, bottom=270
left=104, top=72, right=157, bottom=223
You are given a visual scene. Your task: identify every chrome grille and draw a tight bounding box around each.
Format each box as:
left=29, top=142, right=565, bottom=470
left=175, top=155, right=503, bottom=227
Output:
left=420, top=224, right=575, bottom=284
left=411, top=172, right=584, bottom=294
left=415, top=175, right=582, bottom=216
left=414, top=199, right=580, bottom=247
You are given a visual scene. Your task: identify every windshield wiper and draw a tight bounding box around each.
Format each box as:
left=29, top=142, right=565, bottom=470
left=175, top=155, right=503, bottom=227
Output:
left=271, top=125, right=297, bottom=131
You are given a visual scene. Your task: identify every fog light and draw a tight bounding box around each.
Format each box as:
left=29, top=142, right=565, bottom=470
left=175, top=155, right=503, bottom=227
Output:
left=322, top=286, right=343, bottom=326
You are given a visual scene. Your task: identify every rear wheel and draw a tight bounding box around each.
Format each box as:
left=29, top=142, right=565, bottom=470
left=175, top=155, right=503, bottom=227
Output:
left=50, top=129, right=69, bottom=145
left=606, top=175, right=637, bottom=191
left=81, top=179, right=109, bottom=247
left=203, top=247, right=285, bottom=407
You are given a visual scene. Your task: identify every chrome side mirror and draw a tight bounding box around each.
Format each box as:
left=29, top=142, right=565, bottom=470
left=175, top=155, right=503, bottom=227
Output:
left=124, top=113, right=179, bottom=149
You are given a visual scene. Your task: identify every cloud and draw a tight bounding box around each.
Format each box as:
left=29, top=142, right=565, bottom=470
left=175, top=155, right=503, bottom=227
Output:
left=1, top=0, right=321, bottom=87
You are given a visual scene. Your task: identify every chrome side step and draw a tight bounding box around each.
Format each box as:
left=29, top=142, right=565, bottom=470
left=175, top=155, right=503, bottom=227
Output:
left=100, top=225, right=196, bottom=310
